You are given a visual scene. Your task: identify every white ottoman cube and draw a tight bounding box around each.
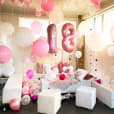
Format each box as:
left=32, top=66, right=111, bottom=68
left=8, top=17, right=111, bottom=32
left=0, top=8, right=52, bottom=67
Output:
left=2, top=74, right=23, bottom=104
left=38, top=89, right=61, bottom=114
left=76, top=86, right=96, bottom=110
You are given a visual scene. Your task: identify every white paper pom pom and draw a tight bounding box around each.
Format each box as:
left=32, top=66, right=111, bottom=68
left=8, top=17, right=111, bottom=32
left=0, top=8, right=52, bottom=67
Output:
left=21, top=95, right=31, bottom=105
left=75, top=51, right=82, bottom=58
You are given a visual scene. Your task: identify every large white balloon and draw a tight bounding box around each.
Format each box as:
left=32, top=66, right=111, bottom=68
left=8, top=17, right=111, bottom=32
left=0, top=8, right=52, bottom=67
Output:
left=0, top=22, right=14, bottom=36
left=86, top=33, right=107, bottom=51
left=0, top=60, right=15, bottom=77
left=14, top=27, right=34, bottom=48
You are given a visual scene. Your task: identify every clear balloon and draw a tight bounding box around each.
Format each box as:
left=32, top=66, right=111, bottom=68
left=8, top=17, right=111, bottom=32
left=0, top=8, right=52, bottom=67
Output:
left=0, top=45, right=12, bottom=64
left=14, top=27, right=34, bottom=48
left=30, top=21, right=42, bottom=35
left=32, top=39, right=49, bottom=57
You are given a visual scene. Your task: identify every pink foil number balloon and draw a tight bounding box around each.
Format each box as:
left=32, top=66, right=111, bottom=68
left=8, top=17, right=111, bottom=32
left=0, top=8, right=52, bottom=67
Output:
left=32, top=39, right=49, bottom=57
left=9, top=98, right=20, bottom=111
left=26, top=69, right=34, bottom=79
left=0, top=45, right=12, bottom=64
left=30, top=21, right=42, bottom=35
left=41, top=0, right=54, bottom=13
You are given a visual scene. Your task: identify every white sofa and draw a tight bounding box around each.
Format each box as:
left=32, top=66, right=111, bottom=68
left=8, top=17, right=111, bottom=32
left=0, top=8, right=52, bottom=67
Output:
left=92, top=81, right=114, bottom=109
left=2, top=74, right=23, bottom=104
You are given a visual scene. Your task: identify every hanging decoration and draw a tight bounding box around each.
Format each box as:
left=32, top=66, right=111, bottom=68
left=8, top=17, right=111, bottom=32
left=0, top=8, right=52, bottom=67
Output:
left=0, top=0, right=4, bottom=5
left=32, top=39, right=49, bottom=57
left=9, top=98, right=21, bottom=111
left=49, top=6, right=64, bottom=24
left=24, top=0, right=32, bottom=6
left=19, top=0, right=24, bottom=3
left=62, top=23, right=76, bottom=53
left=41, top=0, right=54, bottom=14
left=47, top=24, right=57, bottom=53
left=90, top=0, right=101, bottom=10
left=110, top=26, right=114, bottom=42
left=14, top=27, right=34, bottom=48
left=0, top=45, right=12, bottom=64
left=30, top=21, right=42, bottom=35
left=11, top=0, right=16, bottom=3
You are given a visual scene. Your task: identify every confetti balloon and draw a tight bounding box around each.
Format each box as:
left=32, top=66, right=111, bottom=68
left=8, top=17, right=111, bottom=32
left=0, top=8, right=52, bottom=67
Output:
left=9, top=98, right=20, bottom=111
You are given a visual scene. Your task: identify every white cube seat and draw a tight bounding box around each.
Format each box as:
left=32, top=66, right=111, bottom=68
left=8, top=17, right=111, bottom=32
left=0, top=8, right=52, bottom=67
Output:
left=37, top=89, right=61, bottom=114
left=2, top=74, right=23, bottom=104
left=76, top=86, right=96, bottom=110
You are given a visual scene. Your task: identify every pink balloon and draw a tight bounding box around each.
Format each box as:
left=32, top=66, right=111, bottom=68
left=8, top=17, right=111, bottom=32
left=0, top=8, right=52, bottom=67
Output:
left=26, top=69, right=34, bottom=79
left=9, top=98, right=20, bottom=111
left=11, top=0, right=16, bottom=2
left=110, top=26, right=114, bottom=41
left=24, top=0, right=32, bottom=6
left=90, top=0, right=101, bottom=5
left=0, top=0, right=4, bottom=4
left=0, top=45, right=12, bottom=64
left=19, top=0, right=24, bottom=3
left=90, top=0, right=101, bottom=10
left=30, top=21, right=42, bottom=35
left=32, top=39, right=49, bottom=57
left=22, top=86, right=30, bottom=96
left=41, top=0, right=54, bottom=13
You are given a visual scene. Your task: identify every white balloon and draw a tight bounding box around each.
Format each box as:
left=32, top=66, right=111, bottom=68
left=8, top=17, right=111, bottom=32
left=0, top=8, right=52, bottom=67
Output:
left=14, top=27, right=34, bottom=48
left=0, top=60, right=15, bottom=77
left=75, top=51, right=82, bottom=58
left=86, top=33, right=107, bottom=51
left=107, top=46, right=114, bottom=56
left=0, top=22, right=14, bottom=36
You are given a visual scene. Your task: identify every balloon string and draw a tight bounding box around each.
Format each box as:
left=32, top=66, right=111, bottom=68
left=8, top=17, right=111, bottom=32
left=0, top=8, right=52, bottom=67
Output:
left=61, top=49, right=64, bottom=62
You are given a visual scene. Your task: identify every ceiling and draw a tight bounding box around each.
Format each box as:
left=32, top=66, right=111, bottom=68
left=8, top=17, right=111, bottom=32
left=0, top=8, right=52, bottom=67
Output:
left=0, top=0, right=113, bottom=18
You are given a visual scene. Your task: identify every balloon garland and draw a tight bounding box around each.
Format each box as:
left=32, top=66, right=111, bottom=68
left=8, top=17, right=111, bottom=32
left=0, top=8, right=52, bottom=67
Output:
left=62, top=23, right=76, bottom=53
left=47, top=24, right=57, bottom=53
